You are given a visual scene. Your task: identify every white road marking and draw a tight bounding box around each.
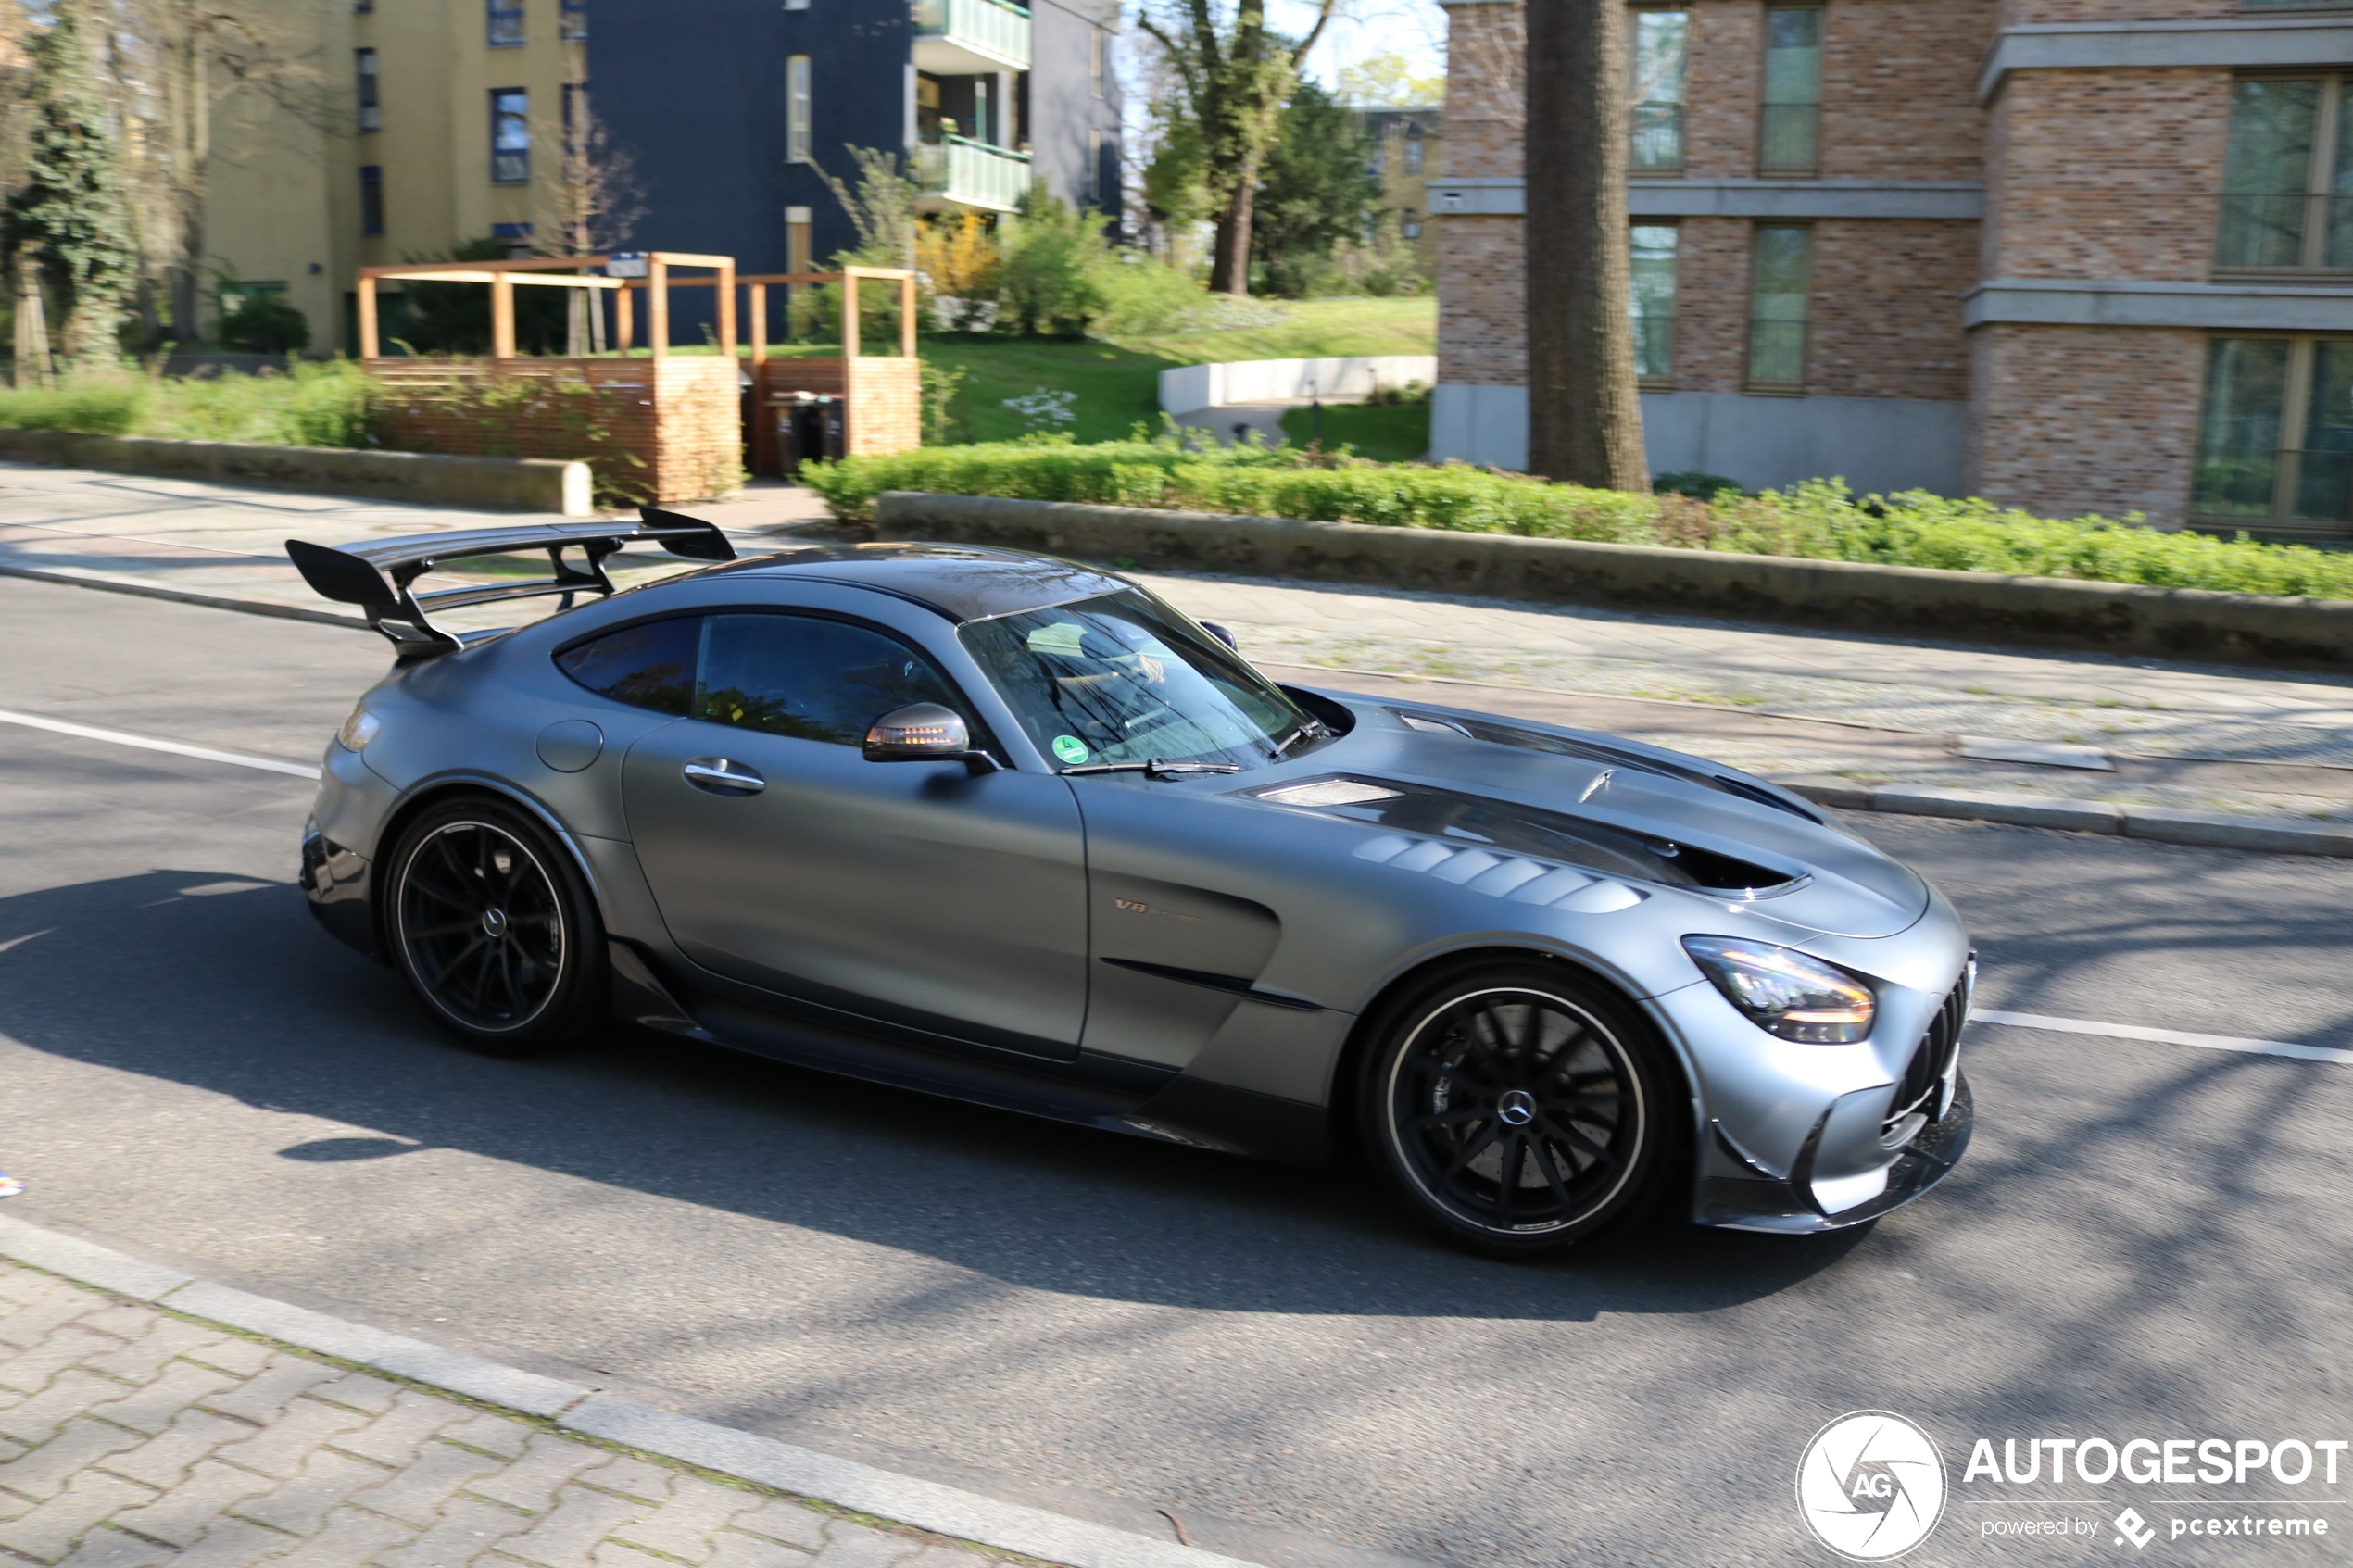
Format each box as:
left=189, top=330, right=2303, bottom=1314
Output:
left=1974, top=1009, right=2353, bottom=1065
left=0, top=708, right=322, bottom=780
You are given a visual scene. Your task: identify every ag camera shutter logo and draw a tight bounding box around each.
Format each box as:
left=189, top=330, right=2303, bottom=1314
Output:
left=1796, top=1411, right=1948, bottom=1560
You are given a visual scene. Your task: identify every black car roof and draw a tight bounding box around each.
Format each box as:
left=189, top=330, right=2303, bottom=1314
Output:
left=697, top=542, right=1134, bottom=623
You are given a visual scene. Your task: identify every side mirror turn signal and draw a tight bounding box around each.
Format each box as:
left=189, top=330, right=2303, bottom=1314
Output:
left=863, top=703, right=1000, bottom=772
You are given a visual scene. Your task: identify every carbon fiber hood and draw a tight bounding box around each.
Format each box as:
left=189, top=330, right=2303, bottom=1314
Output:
left=1258, top=701, right=1930, bottom=940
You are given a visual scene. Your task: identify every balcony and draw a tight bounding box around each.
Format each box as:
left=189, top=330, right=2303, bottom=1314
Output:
left=916, top=134, right=1031, bottom=213
left=912, top=0, right=1030, bottom=74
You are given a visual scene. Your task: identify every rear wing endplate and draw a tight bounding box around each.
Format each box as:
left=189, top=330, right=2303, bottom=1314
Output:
left=285, top=507, right=734, bottom=658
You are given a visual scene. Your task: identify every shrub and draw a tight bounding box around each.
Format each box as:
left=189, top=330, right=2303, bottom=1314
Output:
left=0, top=360, right=373, bottom=448
left=800, top=439, right=2353, bottom=600
left=996, top=187, right=1112, bottom=337
left=0, top=376, right=144, bottom=433
left=1654, top=470, right=1743, bottom=502
left=216, top=293, right=310, bottom=355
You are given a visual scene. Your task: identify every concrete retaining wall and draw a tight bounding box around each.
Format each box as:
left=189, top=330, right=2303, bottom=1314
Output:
left=875, top=491, right=2353, bottom=671
left=1159, top=356, right=1439, bottom=417
left=0, top=430, right=594, bottom=516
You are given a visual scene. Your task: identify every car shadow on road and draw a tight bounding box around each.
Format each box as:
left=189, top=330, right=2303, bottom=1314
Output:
left=0, top=869, right=1879, bottom=1322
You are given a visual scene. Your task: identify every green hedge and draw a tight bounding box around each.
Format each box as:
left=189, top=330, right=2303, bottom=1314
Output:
left=800, top=439, right=2353, bottom=601
left=0, top=361, right=371, bottom=448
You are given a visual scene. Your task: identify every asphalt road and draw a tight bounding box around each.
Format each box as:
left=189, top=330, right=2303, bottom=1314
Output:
left=3, top=576, right=2350, bottom=1568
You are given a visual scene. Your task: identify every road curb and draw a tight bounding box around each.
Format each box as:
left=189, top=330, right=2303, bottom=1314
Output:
left=0, top=1211, right=1266, bottom=1568
left=1778, top=777, right=2353, bottom=857
left=0, top=564, right=371, bottom=630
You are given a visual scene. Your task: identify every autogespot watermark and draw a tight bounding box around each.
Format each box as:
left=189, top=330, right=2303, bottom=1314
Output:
left=1794, top=1413, right=2346, bottom=1558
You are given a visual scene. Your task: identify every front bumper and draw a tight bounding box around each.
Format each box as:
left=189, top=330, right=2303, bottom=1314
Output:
left=1698, top=1073, right=1973, bottom=1234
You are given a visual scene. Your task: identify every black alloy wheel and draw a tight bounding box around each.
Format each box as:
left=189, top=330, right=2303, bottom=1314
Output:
left=1362, top=963, right=1676, bottom=1256
left=387, top=798, right=605, bottom=1056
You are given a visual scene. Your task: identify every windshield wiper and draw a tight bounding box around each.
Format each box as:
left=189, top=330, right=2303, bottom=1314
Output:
left=1268, top=721, right=1330, bottom=760
left=1060, top=759, right=1242, bottom=779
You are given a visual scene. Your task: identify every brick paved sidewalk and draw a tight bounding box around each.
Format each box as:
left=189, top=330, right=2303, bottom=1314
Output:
left=0, top=1265, right=1007, bottom=1568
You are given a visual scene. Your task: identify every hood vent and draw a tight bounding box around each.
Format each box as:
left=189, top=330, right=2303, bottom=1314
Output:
left=1244, top=774, right=1805, bottom=897
left=1390, top=708, right=1823, bottom=824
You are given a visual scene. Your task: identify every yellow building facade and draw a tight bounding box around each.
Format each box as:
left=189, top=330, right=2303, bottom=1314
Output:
left=205, top=0, right=586, bottom=353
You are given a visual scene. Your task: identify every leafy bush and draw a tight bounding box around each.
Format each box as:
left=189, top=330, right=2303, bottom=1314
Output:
left=801, top=439, right=2353, bottom=600
left=996, top=187, right=1113, bottom=337
left=0, top=378, right=143, bottom=433
left=216, top=293, right=311, bottom=355
left=1654, top=470, right=1743, bottom=501
left=0, top=360, right=371, bottom=447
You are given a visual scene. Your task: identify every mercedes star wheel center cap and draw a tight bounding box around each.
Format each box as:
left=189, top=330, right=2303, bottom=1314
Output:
left=481, top=907, right=509, bottom=939
left=1497, top=1088, right=1537, bottom=1126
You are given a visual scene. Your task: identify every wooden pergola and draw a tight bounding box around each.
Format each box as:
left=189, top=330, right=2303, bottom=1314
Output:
left=353, top=256, right=921, bottom=495
left=356, top=251, right=738, bottom=359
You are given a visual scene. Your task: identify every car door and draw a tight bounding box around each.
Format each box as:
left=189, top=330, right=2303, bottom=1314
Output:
left=620, top=608, right=1089, bottom=1060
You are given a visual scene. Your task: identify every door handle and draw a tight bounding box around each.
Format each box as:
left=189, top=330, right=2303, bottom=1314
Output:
left=683, top=758, right=765, bottom=795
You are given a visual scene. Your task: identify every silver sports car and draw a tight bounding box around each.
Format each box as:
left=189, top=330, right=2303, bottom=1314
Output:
left=288, top=511, right=1973, bottom=1256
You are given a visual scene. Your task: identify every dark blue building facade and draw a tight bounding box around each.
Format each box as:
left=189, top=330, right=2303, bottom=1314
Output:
left=588, top=0, right=1121, bottom=338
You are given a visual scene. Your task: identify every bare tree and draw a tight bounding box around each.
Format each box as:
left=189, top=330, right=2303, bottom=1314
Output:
left=1135, top=0, right=1340, bottom=296
left=537, top=87, right=644, bottom=353
left=117, top=0, right=331, bottom=349
left=1524, top=0, right=1645, bottom=488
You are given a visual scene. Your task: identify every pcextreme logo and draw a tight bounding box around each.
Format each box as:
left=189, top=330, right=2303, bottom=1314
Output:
left=1796, top=1411, right=1949, bottom=1561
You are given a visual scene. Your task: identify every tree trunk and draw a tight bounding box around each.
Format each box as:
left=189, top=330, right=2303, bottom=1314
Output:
left=1207, top=154, right=1261, bottom=296
left=1524, top=0, right=1647, bottom=489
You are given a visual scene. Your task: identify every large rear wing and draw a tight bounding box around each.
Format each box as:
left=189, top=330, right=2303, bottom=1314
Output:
left=285, top=507, right=735, bottom=658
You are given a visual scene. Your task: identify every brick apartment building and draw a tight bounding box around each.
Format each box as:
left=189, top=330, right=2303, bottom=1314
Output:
left=1428, top=0, right=2353, bottom=536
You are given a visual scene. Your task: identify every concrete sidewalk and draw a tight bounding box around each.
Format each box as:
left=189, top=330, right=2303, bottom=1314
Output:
left=6, top=458, right=2352, bottom=824
left=0, top=1262, right=1000, bottom=1568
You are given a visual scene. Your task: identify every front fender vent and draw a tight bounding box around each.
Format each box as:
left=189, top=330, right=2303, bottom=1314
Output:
left=1352, top=834, right=1646, bottom=913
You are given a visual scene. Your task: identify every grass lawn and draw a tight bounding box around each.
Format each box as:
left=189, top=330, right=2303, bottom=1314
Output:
left=1277, top=400, right=1432, bottom=462
left=1114, top=296, right=1435, bottom=363
left=735, top=296, right=1437, bottom=446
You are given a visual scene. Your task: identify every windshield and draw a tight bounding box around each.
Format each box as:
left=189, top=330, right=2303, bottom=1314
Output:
left=960, top=592, right=1312, bottom=769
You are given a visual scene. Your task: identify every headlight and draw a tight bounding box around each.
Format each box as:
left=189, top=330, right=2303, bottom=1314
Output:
left=1682, top=935, right=1875, bottom=1044
left=336, top=707, right=382, bottom=752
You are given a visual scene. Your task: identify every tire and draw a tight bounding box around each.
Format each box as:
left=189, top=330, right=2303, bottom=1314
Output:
left=1359, top=960, right=1682, bottom=1258
left=384, top=797, right=607, bottom=1057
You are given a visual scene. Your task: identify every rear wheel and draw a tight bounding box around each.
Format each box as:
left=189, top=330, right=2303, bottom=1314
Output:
left=385, top=797, right=605, bottom=1057
left=1360, top=961, right=1680, bottom=1257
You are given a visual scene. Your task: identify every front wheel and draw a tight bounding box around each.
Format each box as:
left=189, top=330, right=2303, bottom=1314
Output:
left=384, top=797, right=606, bottom=1057
left=1360, top=962, right=1680, bottom=1257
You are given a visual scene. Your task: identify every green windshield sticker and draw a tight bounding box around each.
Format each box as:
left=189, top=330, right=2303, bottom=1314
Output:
left=1052, top=734, right=1089, bottom=765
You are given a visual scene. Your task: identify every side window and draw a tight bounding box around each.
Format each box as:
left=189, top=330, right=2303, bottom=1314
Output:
left=555, top=617, right=700, bottom=714
left=696, top=614, right=958, bottom=746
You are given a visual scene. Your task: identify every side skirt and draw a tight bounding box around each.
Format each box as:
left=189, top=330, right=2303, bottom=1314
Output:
left=607, top=940, right=1332, bottom=1165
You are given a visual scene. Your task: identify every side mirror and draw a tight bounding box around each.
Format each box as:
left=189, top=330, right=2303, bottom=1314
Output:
left=1200, top=621, right=1239, bottom=652
left=863, top=703, right=1000, bottom=772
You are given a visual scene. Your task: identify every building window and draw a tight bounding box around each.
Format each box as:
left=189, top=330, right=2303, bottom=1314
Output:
left=354, top=0, right=371, bottom=11
left=1629, top=9, right=1687, bottom=173
left=560, top=0, right=585, bottom=41
left=1745, top=224, right=1811, bottom=391
left=355, top=47, right=379, bottom=132
left=2216, top=76, right=2351, bottom=273
left=1091, top=25, right=1105, bottom=98
left=1403, top=131, right=1425, bottom=175
left=1088, top=127, right=1103, bottom=202
left=2194, top=336, right=2353, bottom=532
left=359, top=166, right=384, bottom=235
left=786, top=56, right=812, bottom=163
left=1629, top=223, right=1679, bottom=383
left=488, top=0, right=522, bottom=46
left=1758, top=6, right=1820, bottom=176
left=491, top=89, right=530, bottom=182
left=1403, top=218, right=1422, bottom=239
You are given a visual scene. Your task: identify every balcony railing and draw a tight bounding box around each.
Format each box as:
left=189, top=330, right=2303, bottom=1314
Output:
left=912, top=0, right=1031, bottom=71
left=2215, top=193, right=2353, bottom=271
left=916, top=134, right=1032, bottom=213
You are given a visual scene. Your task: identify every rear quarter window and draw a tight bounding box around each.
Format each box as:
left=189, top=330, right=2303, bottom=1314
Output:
left=555, top=617, right=699, bottom=715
